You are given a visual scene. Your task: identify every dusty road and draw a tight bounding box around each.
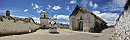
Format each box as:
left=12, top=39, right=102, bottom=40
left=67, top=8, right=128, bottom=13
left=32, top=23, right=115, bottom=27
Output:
left=0, top=28, right=116, bottom=40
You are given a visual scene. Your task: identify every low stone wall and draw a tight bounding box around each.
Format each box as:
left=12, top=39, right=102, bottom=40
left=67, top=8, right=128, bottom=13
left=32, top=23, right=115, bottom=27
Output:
left=58, top=25, right=69, bottom=29
left=0, top=18, right=39, bottom=35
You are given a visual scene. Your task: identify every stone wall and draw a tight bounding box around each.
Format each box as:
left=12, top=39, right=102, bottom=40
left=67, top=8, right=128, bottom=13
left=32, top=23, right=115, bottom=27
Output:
left=0, top=16, right=39, bottom=35
left=57, top=24, right=69, bottom=29
left=69, top=5, right=107, bottom=32
left=115, top=6, right=130, bottom=40
left=69, top=11, right=95, bottom=32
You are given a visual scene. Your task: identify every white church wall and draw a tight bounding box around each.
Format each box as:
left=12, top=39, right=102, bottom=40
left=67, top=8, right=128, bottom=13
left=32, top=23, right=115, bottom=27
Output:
left=0, top=18, right=39, bottom=34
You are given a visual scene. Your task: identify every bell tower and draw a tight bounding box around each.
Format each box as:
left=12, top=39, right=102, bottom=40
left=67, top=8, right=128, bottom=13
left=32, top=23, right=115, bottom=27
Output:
left=40, top=11, right=48, bottom=18
left=40, top=11, right=49, bottom=29
left=6, top=10, right=10, bottom=16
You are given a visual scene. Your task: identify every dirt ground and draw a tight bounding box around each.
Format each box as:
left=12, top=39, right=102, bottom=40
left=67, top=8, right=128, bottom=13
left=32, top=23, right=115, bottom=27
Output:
left=0, top=28, right=117, bottom=40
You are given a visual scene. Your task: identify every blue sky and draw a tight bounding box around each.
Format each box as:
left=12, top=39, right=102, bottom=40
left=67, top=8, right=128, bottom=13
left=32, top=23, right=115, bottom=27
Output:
left=0, top=0, right=127, bottom=25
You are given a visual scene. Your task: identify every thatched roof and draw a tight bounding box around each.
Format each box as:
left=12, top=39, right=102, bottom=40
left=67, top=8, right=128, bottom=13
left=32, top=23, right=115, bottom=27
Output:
left=124, top=0, right=130, bottom=10
left=69, top=5, right=107, bottom=24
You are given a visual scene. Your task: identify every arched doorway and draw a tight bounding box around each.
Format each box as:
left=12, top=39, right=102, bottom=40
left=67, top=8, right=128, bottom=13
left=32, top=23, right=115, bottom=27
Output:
left=79, top=21, right=83, bottom=30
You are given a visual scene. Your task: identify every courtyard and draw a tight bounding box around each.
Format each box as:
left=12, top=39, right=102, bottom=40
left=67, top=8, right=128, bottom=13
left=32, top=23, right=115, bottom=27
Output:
left=0, top=28, right=117, bottom=40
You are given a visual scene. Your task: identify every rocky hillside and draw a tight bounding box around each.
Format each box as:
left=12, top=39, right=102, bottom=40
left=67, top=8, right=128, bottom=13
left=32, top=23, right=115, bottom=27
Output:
left=0, top=15, right=39, bottom=35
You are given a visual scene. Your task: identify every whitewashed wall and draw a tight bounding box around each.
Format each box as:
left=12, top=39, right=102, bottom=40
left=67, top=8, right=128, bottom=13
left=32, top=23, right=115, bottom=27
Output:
left=0, top=18, right=39, bottom=34
left=115, top=6, right=130, bottom=40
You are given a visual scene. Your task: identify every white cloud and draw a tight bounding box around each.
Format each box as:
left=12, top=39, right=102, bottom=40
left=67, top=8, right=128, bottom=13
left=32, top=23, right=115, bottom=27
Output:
left=52, top=6, right=61, bottom=10
left=11, top=15, right=28, bottom=18
left=70, top=0, right=77, bottom=4
left=32, top=3, right=34, bottom=6
left=34, top=4, right=41, bottom=9
left=88, top=1, right=98, bottom=8
left=58, top=21, right=69, bottom=24
left=51, top=10, right=54, bottom=12
left=113, top=0, right=127, bottom=7
left=33, top=7, right=35, bottom=9
left=66, top=6, right=70, bottom=10
left=31, top=3, right=42, bottom=9
left=93, top=3, right=98, bottom=8
left=47, top=5, right=52, bottom=9
left=0, top=10, right=6, bottom=15
left=101, top=0, right=127, bottom=12
left=37, top=10, right=42, bottom=13
left=81, top=0, right=98, bottom=8
left=89, top=1, right=93, bottom=7
left=92, top=11, right=100, bottom=15
left=93, top=11, right=119, bottom=26
left=37, top=10, right=46, bottom=13
left=32, top=3, right=44, bottom=13
left=51, top=15, right=70, bottom=24
left=66, top=6, right=72, bottom=12
left=80, top=0, right=88, bottom=7
left=24, top=9, right=28, bottom=12
left=53, top=15, right=69, bottom=20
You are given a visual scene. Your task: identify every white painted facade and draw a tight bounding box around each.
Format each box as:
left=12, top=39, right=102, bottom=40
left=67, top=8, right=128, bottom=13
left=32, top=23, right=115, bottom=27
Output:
left=0, top=16, right=39, bottom=34
left=40, top=11, right=49, bottom=28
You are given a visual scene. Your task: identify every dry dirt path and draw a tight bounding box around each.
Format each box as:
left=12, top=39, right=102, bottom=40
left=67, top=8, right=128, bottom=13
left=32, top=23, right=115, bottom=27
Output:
left=0, top=28, right=115, bottom=40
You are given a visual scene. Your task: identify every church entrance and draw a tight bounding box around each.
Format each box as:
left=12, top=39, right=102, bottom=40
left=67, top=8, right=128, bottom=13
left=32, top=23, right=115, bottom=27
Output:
left=79, top=21, right=83, bottom=30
